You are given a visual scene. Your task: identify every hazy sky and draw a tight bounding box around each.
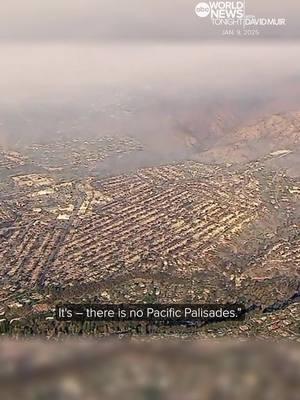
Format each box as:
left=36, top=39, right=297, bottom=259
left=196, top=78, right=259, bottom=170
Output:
left=0, top=0, right=299, bottom=145
left=0, top=0, right=299, bottom=102
left=0, top=0, right=299, bottom=42
left=1, top=42, right=300, bottom=104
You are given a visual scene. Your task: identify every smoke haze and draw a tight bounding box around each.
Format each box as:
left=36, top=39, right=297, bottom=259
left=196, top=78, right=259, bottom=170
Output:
left=0, top=0, right=299, bottom=162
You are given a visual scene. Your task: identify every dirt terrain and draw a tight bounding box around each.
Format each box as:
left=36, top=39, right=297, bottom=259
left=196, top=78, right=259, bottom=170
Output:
left=196, top=111, right=300, bottom=177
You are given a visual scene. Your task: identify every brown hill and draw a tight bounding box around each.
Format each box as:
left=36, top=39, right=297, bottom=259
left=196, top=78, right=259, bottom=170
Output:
left=196, top=111, right=300, bottom=177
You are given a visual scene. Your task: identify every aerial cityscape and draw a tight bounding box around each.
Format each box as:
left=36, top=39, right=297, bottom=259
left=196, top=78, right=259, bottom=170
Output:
left=0, top=1, right=299, bottom=341
left=0, top=1, right=300, bottom=398
left=0, top=117, right=299, bottom=337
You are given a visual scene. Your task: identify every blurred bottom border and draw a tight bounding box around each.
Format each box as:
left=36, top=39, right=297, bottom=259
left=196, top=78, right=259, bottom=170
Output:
left=0, top=338, right=299, bottom=400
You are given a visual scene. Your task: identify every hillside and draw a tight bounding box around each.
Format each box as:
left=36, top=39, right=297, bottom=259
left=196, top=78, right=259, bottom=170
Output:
left=196, top=112, right=300, bottom=177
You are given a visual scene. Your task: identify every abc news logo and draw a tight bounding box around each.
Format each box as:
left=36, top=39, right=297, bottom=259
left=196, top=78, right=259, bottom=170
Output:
left=195, top=2, right=245, bottom=18
left=195, top=2, right=211, bottom=18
